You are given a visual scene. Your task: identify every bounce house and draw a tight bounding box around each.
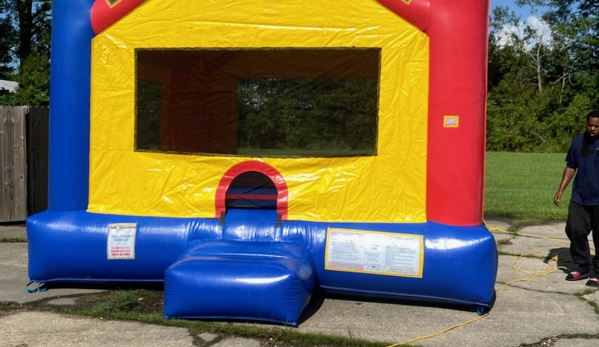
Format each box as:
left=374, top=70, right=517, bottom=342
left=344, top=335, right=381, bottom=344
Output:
left=27, top=0, right=497, bottom=325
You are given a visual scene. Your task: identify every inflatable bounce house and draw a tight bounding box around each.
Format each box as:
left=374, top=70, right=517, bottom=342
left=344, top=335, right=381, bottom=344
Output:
left=27, top=0, right=497, bottom=325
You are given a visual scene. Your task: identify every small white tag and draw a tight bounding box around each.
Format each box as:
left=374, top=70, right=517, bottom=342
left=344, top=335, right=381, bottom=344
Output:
left=107, top=223, right=137, bottom=260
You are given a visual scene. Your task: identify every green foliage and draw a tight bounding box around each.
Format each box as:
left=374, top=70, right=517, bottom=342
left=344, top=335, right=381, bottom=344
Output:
left=12, top=52, right=49, bottom=105
left=0, top=0, right=51, bottom=105
left=0, top=53, right=49, bottom=106
left=0, top=0, right=51, bottom=64
left=0, top=89, right=17, bottom=105
left=488, top=0, right=599, bottom=153
left=0, top=15, right=16, bottom=79
left=135, top=77, right=379, bottom=156
left=237, top=78, right=378, bottom=156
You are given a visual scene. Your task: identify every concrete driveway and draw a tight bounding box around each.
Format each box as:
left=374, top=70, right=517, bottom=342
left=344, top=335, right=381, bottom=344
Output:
left=1, top=218, right=598, bottom=347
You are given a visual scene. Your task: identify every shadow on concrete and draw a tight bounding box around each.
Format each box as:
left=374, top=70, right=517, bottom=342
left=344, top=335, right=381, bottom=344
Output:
left=544, top=247, right=576, bottom=274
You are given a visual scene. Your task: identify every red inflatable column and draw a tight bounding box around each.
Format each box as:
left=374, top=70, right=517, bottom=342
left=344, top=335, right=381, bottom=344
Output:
left=377, top=0, right=489, bottom=226
left=426, top=0, right=489, bottom=226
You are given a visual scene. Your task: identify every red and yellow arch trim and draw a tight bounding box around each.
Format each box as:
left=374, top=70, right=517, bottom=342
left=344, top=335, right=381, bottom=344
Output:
left=215, top=161, right=289, bottom=220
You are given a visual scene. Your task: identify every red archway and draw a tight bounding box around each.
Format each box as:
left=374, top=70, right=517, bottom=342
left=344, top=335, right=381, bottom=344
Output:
left=215, top=161, right=288, bottom=220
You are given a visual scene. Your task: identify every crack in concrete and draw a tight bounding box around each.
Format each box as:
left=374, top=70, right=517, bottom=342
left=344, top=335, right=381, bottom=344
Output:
left=519, top=334, right=599, bottom=347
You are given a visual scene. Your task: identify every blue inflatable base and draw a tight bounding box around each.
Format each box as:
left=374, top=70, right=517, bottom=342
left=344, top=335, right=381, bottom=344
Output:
left=164, top=240, right=315, bottom=325
left=27, top=209, right=498, bottom=324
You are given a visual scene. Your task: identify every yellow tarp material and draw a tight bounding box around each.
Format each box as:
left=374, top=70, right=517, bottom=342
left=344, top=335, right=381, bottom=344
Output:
left=89, top=0, right=429, bottom=223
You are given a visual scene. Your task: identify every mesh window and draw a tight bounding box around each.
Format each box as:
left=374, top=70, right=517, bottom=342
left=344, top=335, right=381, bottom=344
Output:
left=135, top=48, right=380, bottom=157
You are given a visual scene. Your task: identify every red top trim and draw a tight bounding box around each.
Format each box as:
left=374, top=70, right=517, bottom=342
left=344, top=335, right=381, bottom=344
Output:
left=376, top=0, right=430, bottom=32
left=90, top=0, right=147, bottom=34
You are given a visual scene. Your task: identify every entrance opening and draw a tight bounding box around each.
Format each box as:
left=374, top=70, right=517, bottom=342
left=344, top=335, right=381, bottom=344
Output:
left=216, top=161, right=288, bottom=220
left=225, top=171, right=277, bottom=210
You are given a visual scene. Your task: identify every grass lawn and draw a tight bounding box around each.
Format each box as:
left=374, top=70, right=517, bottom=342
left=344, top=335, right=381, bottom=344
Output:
left=485, top=151, right=570, bottom=227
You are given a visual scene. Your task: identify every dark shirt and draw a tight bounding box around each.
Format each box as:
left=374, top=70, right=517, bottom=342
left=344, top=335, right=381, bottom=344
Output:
left=566, top=133, right=599, bottom=206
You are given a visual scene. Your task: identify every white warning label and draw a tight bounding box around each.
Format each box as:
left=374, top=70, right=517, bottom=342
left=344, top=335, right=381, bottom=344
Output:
left=325, top=228, right=423, bottom=278
left=107, top=223, right=137, bottom=260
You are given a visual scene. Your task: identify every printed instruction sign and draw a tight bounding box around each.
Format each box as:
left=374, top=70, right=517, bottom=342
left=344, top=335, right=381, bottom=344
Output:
left=107, top=223, right=137, bottom=260
left=325, top=228, right=423, bottom=278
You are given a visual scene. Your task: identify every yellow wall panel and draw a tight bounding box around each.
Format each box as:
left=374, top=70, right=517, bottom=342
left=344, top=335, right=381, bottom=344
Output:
left=89, top=0, right=429, bottom=222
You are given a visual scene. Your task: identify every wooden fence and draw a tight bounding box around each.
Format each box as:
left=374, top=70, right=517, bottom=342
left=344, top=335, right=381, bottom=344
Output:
left=0, top=106, right=49, bottom=222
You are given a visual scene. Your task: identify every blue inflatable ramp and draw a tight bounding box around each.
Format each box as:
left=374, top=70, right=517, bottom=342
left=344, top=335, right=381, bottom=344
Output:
left=164, top=240, right=315, bottom=326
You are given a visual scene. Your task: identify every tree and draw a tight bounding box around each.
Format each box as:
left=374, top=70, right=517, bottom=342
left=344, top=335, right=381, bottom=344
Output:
left=237, top=78, right=378, bottom=156
left=0, top=0, right=51, bottom=68
left=0, top=10, right=16, bottom=79
left=487, top=0, right=599, bottom=152
left=544, top=0, right=599, bottom=101
left=11, top=53, right=50, bottom=105
left=488, top=5, right=555, bottom=151
left=0, top=0, right=51, bottom=105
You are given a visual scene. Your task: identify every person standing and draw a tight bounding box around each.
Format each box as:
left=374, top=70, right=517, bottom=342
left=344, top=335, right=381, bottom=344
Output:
left=554, top=110, right=599, bottom=287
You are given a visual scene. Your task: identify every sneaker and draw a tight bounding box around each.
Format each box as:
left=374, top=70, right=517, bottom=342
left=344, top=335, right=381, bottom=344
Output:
left=566, top=270, right=590, bottom=281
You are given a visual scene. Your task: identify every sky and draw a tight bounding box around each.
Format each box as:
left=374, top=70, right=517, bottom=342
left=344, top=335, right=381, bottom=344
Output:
left=489, top=0, right=552, bottom=46
left=490, top=0, right=549, bottom=20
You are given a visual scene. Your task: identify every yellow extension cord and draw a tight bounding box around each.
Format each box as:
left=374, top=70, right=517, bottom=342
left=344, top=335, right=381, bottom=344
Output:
left=386, top=223, right=593, bottom=347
